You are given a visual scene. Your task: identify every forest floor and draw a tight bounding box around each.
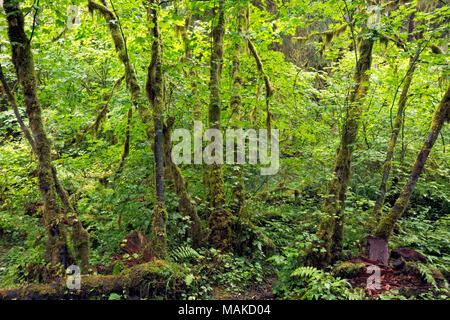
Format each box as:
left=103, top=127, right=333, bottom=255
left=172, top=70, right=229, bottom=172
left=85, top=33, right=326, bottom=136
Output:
left=212, top=276, right=278, bottom=300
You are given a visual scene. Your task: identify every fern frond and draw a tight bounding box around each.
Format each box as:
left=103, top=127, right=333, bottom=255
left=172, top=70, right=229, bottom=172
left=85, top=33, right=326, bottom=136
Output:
left=170, top=246, right=202, bottom=262
left=417, top=263, right=438, bottom=289
left=291, top=266, right=322, bottom=280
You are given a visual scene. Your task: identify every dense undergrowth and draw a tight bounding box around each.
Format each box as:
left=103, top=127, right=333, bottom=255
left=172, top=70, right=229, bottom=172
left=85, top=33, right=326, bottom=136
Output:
left=1, top=135, right=448, bottom=300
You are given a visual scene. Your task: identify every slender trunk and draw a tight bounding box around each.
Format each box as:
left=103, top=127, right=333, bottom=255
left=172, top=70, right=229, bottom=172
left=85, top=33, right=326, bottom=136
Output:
left=247, top=39, right=273, bottom=138
left=207, top=0, right=233, bottom=251
left=146, top=0, right=167, bottom=259
left=374, top=86, right=450, bottom=239
left=306, top=34, right=375, bottom=267
left=4, top=0, right=72, bottom=268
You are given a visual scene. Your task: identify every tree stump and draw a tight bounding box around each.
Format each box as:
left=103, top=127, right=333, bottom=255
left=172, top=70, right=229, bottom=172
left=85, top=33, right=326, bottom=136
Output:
left=367, top=236, right=389, bottom=266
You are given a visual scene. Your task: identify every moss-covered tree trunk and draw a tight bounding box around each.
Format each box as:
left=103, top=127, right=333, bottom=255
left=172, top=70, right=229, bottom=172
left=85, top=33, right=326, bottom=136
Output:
left=207, top=0, right=233, bottom=251
left=4, top=0, right=72, bottom=268
left=229, top=3, right=248, bottom=219
left=306, top=33, right=375, bottom=267
left=374, top=86, right=450, bottom=239
left=0, top=260, right=185, bottom=300
left=146, top=0, right=167, bottom=259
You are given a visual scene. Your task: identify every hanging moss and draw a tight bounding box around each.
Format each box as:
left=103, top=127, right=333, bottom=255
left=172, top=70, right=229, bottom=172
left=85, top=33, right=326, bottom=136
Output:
left=293, top=24, right=347, bottom=46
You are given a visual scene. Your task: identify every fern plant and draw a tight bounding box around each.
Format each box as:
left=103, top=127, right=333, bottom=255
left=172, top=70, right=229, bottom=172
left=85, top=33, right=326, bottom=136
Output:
left=170, top=246, right=202, bottom=263
left=291, top=266, right=322, bottom=279
left=290, top=266, right=354, bottom=300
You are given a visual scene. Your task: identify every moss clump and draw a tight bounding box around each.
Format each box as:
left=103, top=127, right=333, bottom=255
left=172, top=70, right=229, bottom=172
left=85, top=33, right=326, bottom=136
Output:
left=333, top=262, right=365, bottom=278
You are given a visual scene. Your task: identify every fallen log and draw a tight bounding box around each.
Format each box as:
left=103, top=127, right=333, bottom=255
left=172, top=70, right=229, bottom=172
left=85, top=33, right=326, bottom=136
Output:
left=0, top=260, right=187, bottom=300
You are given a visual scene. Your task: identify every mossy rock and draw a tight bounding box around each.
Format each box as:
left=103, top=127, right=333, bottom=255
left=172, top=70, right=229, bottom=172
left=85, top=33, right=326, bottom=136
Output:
left=405, top=261, right=419, bottom=274
left=333, top=262, right=365, bottom=278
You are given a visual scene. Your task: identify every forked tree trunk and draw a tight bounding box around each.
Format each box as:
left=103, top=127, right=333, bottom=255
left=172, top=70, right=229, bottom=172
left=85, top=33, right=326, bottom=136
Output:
left=372, top=58, right=417, bottom=219
left=207, top=0, right=233, bottom=251
left=374, top=86, right=450, bottom=239
left=306, top=34, right=375, bottom=267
